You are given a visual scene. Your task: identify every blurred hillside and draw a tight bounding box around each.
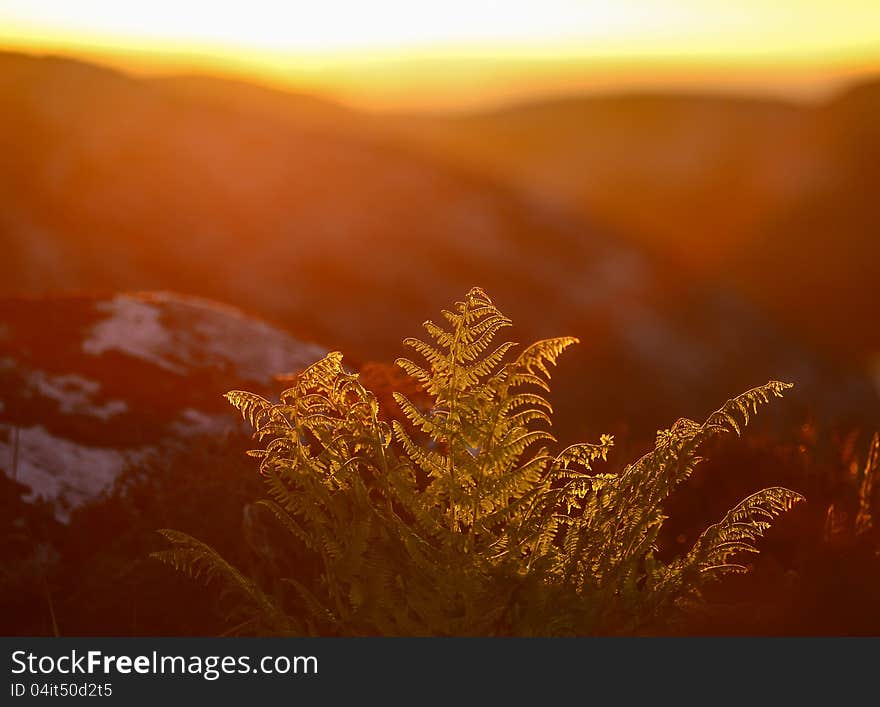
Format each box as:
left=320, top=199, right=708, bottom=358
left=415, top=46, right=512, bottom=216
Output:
left=0, top=50, right=877, bottom=439
left=392, top=82, right=880, bottom=364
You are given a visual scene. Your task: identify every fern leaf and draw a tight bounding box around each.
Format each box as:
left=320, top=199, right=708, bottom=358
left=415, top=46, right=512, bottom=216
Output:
left=684, top=487, right=804, bottom=579
left=554, top=435, right=615, bottom=472
left=225, top=390, right=276, bottom=429
left=511, top=337, right=579, bottom=381
left=151, top=529, right=292, bottom=633
left=705, top=380, right=793, bottom=436
left=255, top=499, right=313, bottom=549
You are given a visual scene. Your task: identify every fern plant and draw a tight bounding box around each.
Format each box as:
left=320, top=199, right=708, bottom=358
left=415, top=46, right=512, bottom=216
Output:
left=153, top=287, right=804, bottom=635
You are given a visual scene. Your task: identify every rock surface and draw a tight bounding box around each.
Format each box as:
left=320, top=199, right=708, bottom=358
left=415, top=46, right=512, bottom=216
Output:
left=0, top=291, right=324, bottom=520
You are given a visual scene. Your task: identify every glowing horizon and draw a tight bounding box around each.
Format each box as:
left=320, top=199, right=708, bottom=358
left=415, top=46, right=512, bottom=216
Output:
left=1, top=1, right=880, bottom=110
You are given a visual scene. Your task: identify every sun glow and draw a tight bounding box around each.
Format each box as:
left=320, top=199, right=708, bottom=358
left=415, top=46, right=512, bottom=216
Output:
left=0, top=1, right=710, bottom=55
left=1, top=1, right=879, bottom=110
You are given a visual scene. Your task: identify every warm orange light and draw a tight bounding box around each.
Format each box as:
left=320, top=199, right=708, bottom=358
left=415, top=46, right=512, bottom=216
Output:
left=1, top=1, right=879, bottom=110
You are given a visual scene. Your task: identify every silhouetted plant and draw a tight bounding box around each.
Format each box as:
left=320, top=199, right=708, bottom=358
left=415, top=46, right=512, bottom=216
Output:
left=825, top=431, right=879, bottom=546
left=153, top=288, right=803, bottom=635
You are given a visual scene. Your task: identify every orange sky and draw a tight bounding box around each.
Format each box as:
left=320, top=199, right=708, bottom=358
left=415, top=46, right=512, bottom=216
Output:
left=1, top=1, right=879, bottom=111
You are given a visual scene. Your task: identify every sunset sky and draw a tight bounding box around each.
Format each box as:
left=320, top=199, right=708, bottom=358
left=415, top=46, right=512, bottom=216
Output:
left=1, top=1, right=879, bottom=110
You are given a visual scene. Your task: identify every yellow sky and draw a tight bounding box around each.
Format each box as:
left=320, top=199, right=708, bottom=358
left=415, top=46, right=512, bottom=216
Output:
left=1, top=1, right=879, bottom=110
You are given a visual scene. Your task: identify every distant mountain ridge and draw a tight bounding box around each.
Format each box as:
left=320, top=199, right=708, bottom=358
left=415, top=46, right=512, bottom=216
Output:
left=143, top=65, right=880, bottom=364
left=390, top=77, right=880, bottom=363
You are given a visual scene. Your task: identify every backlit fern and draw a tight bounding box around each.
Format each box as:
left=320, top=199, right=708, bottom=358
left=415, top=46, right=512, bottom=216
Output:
left=153, top=287, right=803, bottom=635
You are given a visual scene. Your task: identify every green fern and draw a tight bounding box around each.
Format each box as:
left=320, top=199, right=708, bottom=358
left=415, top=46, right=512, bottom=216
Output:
left=154, top=287, right=804, bottom=635
left=151, top=529, right=298, bottom=634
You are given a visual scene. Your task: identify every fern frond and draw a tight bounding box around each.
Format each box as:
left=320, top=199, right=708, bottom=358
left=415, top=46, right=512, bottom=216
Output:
left=467, top=341, right=518, bottom=378
left=395, top=357, right=433, bottom=387
left=683, top=487, right=804, bottom=579
left=459, top=317, right=513, bottom=360
left=481, top=453, right=551, bottom=506
left=705, top=380, right=793, bottom=435
left=393, top=421, right=448, bottom=479
left=402, top=337, right=448, bottom=369
left=151, top=529, right=294, bottom=633
left=498, top=392, right=553, bottom=416
left=554, top=435, right=615, bottom=472
left=421, top=320, right=456, bottom=349
left=225, top=390, right=276, bottom=429
left=280, top=351, right=346, bottom=392
left=255, top=499, right=313, bottom=549
left=510, top=337, right=579, bottom=383
left=392, top=393, right=447, bottom=438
